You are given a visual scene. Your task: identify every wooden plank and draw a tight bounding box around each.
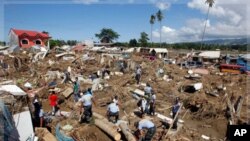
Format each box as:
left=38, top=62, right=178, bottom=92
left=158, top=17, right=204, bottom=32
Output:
left=62, top=87, right=73, bottom=98
left=133, top=89, right=144, bottom=96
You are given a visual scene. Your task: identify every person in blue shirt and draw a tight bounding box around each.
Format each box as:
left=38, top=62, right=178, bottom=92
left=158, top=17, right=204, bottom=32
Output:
left=134, top=119, right=156, bottom=141
left=172, top=97, right=180, bottom=130
left=107, top=102, right=119, bottom=123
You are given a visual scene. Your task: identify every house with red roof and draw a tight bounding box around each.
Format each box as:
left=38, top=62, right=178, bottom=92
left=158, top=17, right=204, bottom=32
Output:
left=9, top=28, right=51, bottom=48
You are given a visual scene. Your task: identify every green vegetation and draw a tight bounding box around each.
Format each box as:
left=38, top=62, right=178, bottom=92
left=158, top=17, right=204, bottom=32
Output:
left=129, top=39, right=138, bottom=47
left=49, top=39, right=77, bottom=48
left=0, top=41, right=6, bottom=46
left=150, top=14, right=156, bottom=47
left=138, top=32, right=149, bottom=47
left=95, top=28, right=120, bottom=43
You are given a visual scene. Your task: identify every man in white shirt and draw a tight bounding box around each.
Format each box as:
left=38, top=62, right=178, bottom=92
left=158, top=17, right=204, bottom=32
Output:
left=107, top=102, right=119, bottom=123
left=134, top=119, right=156, bottom=141
left=78, top=91, right=95, bottom=123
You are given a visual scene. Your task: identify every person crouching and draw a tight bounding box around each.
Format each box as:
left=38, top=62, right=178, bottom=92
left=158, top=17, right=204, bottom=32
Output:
left=107, top=102, right=119, bottom=123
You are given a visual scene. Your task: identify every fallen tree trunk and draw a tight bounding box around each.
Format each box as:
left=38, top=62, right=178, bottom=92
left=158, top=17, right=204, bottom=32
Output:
left=95, top=119, right=121, bottom=141
left=119, top=122, right=136, bottom=141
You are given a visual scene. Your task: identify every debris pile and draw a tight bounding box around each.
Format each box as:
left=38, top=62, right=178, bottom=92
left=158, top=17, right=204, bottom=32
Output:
left=0, top=48, right=248, bottom=141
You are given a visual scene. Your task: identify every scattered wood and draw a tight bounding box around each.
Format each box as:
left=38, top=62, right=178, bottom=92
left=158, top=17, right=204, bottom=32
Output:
left=95, top=119, right=121, bottom=141
left=62, top=87, right=73, bottom=98
left=119, top=122, right=136, bottom=141
left=35, top=127, right=57, bottom=141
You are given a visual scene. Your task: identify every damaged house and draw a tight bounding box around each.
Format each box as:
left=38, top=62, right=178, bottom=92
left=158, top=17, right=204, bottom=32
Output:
left=9, top=28, right=51, bottom=52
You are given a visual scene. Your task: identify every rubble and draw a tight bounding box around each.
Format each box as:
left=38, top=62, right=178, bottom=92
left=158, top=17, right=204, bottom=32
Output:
left=0, top=48, right=248, bottom=141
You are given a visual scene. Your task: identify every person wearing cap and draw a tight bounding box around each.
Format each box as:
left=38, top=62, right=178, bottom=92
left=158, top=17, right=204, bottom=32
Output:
left=135, top=65, right=142, bottom=85
left=49, top=91, right=58, bottom=116
left=78, top=89, right=96, bottom=123
left=134, top=119, right=156, bottom=141
left=172, top=97, right=181, bottom=130
left=107, top=102, right=119, bottom=123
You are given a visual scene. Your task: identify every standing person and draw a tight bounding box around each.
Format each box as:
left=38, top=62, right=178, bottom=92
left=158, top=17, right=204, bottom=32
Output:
left=63, top=70, right=72, bottom=84
left=49, top=91, right=58, bottom=116
left=107, top=102, right=120, bottom=123
left=33, top=95, right=44, bottom=127
left=140, top=98, right=147, bottom=118
left=172, top=97, right=181, bottom=130
left=134, top=119, right=156, bottom=141
left=120, top=61, right=125, bottom=73
left=73, top=81, right=80, bottom=102
left=135, top=65, right=142, bottom=85
left=78, top=90, right=95, bottom=123
left=113, top=95, right=120, bottom=106
left=149, top=92, right=156, bottom=116
left=144, top=83, right=152, bottom=96
left=86, top=88, right=93, bottom=95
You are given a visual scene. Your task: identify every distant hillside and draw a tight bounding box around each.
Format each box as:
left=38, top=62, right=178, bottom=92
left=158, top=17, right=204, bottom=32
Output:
left=201, top=38, right=249, bottom=45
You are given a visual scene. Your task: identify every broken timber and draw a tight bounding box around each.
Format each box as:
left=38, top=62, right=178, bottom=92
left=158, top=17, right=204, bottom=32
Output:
left=95, top=119, right=121, bottom=141
left=119, top=122, right=136, bottom=141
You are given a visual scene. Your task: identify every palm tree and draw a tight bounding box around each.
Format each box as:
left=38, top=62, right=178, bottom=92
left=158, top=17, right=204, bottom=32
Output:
left=156, top=10, right=164, bottom=47
left=200, top=0, right=215, bottom=50
left=150, top=14, right=156, bottom=47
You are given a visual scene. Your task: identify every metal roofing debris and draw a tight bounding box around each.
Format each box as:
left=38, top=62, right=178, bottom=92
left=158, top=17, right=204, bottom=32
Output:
left=198, top=51, right=220, bottom=59
left=0, top=85, right=26, bottom=96
left=13, top=110, right=34, bottom=141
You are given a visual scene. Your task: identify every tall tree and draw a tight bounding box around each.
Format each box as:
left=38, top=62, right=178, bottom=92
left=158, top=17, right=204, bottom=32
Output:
left=200, top=0, right=215, bottom=50
left=129, top=39, right=138, bottom=47
left=95, top=28, right=120, bottom=43
left=156, top=10, right=164, bottom=47
left=150, top=14, right=156, bottom=47
left=139, top=32, right=149, bottom=47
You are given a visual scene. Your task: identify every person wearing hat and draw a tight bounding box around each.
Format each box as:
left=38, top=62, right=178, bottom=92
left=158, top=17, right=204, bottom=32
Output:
left=78, top=89, right=96, bottom=123
left=172, top=97, right=181, bottom=130
left=134, top=119, right=156, bottom=141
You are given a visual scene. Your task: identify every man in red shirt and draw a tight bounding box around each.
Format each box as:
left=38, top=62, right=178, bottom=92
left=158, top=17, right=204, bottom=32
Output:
left=49, top=91, right=58, bottom=116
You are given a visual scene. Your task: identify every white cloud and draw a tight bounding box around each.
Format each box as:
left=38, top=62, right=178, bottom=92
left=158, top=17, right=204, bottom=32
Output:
left=156, top=1, right=170, bottom=10
left=162, top=26, right=175, bottom=33
left=151, top=0, right=249, bottom=43
left=187, top=0, right=244, bottom=25
left=72, top=0, right=99, bottom=4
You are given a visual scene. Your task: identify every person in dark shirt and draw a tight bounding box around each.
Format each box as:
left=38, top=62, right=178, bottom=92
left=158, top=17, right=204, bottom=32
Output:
left=172, top=97, right=180, bottom=130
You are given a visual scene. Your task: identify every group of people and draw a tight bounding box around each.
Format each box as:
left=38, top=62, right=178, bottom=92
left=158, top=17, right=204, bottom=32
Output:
left=138, top=83, right=156, bottom=117
left=134, top=97, right=181, bottom=141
